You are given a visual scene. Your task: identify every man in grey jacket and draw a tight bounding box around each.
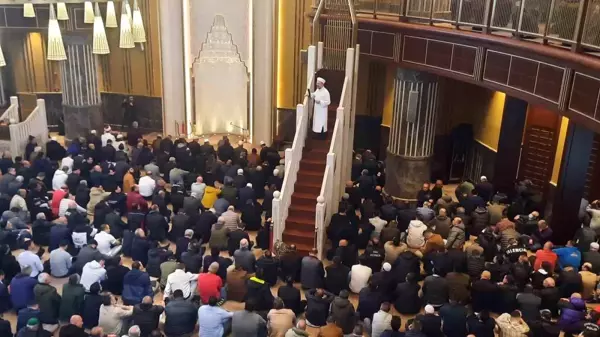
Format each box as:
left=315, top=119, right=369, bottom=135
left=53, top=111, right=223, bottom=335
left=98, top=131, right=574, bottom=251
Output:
left=233, top=239, right=256, bottom=273
left=300, top=248, right=325, bottom=290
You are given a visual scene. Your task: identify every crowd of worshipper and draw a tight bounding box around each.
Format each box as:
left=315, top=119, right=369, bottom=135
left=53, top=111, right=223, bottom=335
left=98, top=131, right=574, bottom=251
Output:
left=2, top=124, right=600, bottom=337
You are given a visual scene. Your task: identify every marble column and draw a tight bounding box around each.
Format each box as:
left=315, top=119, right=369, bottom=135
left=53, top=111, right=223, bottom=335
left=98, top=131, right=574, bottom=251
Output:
left=159, top=0, right=185, bottom=136
left=385, top=69, right=440, bottom=200
left=60, top=35, right=102, bottom=140
left=252, top=0, right=275, bottom=144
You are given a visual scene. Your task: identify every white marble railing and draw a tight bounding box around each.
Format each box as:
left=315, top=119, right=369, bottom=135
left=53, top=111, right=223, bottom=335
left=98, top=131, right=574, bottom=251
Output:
left=10, top=99, right=48, bottom=157
left=315, top=48, right=356, bottom=259
left=272, top=45, right=319, bottom=243
left=0, top=96, right=19, bottom=124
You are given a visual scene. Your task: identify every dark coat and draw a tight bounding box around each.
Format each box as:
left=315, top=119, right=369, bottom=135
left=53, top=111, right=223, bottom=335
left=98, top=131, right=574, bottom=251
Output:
left=255, top=256, right=279, bottom=286
left=164, top=298, right=198, bottom=336
left=357, top=287, right=383, bottom=320
left=305, top=289, right=334, bottom=327
left=81, top=293, right=103, bottom=329
left=122, top=269, right=153, bottom=305
left=58, top=283, right=85, bottom=322
left=245, top=276, right=274, bottom=312
left=132, top=303, right=164, bottom=337
left=277, top=284, right=303, bottom=315
left=145, top=211, right=169, bottom=242
left=33, top=283, right=61, bottom=324
left=102, top=265, right=130, bottom=296
left=392, top=251, right=421, bottom=283
left=146, top=246, right=172, bottom=278
left=324, top=264, right=350, bottom=296
left=330, top=296, right=356, bottom=334
left=130, top=236, right=150, bottom=266
left=394, top=282, right=421, bottom=314
left=470, top=279, right=498, bottom=313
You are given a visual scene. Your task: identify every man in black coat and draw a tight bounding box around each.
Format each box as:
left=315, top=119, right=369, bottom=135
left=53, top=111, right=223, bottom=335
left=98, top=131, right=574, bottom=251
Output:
left=255, top=250, right=279, bottom=286
left=101, top=257, right=130, bottom=296
left=335, top=240, right=358, bottom=268
left=475, top=176, right=494, bottom=202
left=325, top=256, right=350, bottom=295
left=245, top=269, right=274, bottom=317
left=164, top=290, right=198, bottom=337
left=305, top=288, right=334, bottom=327
left=471, top=271, right=498, bottom=313
left=195, top=209, right=218, bottom=244
left=65, top=170, right=82, bottom=194
left=145, top=205, right=169, bottom=242
left=132, top=296, right=164, bottom=337
left=101, top=140, right=116, bottom=163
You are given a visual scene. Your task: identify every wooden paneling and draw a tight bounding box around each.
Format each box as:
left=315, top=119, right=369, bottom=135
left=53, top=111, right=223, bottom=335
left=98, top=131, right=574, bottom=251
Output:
left=518, top=105, right=562, bottom=197
left=318, top=15, right=600, bottom=133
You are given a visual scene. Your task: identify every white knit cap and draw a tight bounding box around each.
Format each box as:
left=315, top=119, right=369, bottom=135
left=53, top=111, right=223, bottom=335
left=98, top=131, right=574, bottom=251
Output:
left=382, top=262, right=391, bottom=272
left=260, top=141, right=265, bottom=145
left=425, top=305, right=434, bottom=314
left=316, top=77, right=326, bottom=84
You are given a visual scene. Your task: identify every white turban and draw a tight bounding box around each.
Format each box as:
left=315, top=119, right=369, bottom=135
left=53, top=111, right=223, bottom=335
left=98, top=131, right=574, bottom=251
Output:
left=316, top=77, right=326, bottom=84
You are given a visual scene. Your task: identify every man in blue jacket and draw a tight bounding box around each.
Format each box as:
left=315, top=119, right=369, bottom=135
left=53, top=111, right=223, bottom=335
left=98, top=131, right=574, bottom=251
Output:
left=10, top=269, right=38, bottom=311
left=553, top=240, right=582, bottom=269
left=122, top=261, right=153, bottom=305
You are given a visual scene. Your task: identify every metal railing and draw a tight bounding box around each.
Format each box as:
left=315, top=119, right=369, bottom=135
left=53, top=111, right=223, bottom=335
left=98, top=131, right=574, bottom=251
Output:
left=323, top=0, right=600, bottom=51
left=9, top=99, right=48, bottom=157
left=0, top=96, right=19, bottom=124
left=271, top=45, right=319, bottom=244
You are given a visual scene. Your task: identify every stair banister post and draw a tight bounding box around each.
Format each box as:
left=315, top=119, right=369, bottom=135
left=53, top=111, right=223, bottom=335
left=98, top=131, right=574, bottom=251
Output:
left=272, top=191, right=281, bottom=242
left=316, top=195, right=326, bottom=260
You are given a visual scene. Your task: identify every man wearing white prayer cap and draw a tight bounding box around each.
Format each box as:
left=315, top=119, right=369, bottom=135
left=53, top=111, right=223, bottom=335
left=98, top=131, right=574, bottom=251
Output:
left=476, top=174, right=494, bottom=202
left=310, top=77, right=331, bottom=139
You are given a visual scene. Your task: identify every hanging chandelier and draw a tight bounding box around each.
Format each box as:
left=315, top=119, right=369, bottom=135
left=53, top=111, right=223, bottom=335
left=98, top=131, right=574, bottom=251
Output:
left=23, top=3, right=35, bottom=18
left=105, top=1, right=118, bottom=28
left=131, top=0, right=146, bottom=43
left=56, top=2, right=69, bottom=21
left=47, top=4, right=67, bottom=61
left=84, top=1, right=94, bottom=24
left=119, top=0, right=134, bottom=48
left=93, top=3, right=110, bottom=54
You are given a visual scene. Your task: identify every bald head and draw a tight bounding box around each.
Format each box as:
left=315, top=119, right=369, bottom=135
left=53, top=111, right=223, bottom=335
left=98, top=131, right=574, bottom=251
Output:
left=296, top=320, right=307, bottom=331
left=70, top=315, right=83, bottom=327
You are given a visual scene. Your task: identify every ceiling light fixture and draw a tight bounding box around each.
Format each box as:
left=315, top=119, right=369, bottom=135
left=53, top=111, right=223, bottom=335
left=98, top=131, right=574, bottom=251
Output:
left=93, top=3, right=110, bottom=54
left=105, top=1, right=118, bottom=28
left=23, top=3, right=35, bottom=18
left=84, top=1, right=94, bottom=24
left=119, top=0, right=134, bottom=48
left=47, top=4, right=67, bottom=61
left=56, top=2, right=69, bottom=21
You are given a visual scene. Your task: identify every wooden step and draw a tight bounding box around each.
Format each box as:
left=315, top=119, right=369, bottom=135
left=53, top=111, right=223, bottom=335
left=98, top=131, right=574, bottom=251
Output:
left=299, top=160, right=326, bottom=172
left=288, top=204, right=316, bottom=219
left=294, top=182, right=322, bottom=195
left=291, top=192, right=318, bottom=207
left=283, top=229, right=315, bottom=246
left=297, top=171, right=324, bottom=185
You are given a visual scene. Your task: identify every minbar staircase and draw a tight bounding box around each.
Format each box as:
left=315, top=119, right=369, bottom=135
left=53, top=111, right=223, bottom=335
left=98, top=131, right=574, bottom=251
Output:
left=282, top=109, right=336, bottom=255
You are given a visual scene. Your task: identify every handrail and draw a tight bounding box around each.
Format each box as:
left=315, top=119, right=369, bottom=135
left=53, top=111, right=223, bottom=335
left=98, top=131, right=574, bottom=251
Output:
left=350, top=0, right=600, bottom=53
left=312, top=0, right=326, bottom=44
left=9, top=99, right=48, bottom=158
left=0, top=96, right=19, bottom=124
left=272, top=44, right=318, bottom=245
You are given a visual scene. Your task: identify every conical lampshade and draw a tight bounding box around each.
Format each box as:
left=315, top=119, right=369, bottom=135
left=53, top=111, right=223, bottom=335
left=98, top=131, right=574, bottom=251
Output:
left=84, top=1, right=94, bottom=24
left=57, top=2, right=69, bottom=21
left=0, top=45, right=6, bottom=67
left=93, top=3, right=110, bottom=54
left=47, top=4, right=67, bottom=61
left=105, top=1, right=118, bottom=28
left=119, top=0, right=134, bottom=48
left=132, top=0, right=146, bottom=43
left=23, top=3, right=35, bottom=18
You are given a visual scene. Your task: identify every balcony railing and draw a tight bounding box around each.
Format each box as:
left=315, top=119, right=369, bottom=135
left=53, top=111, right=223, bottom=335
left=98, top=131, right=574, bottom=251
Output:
left=313, top=0, right=600, bottom=53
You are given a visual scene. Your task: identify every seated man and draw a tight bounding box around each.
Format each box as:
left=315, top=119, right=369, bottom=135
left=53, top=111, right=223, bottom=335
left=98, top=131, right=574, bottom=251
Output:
left=94, top=224, right=122, bottom=257
left=198, top=296, right=233, bottom=337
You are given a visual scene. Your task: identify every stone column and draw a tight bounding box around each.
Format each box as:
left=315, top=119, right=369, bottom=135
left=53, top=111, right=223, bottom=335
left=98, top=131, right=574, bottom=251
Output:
left=159, top=0, right=185, bottom=136
left=60, top=35, right=102, bottom=140
left=252, top=0, right=275, bottom=144
left=385, top=69, right=440, bottom=200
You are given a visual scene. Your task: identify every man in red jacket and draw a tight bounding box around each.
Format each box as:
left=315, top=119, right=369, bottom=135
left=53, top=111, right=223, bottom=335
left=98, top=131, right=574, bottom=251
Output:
left=126, top=185, right=148, bottom=212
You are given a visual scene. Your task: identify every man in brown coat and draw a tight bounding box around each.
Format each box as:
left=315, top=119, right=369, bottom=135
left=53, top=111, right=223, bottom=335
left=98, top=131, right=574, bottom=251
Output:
left=318, top=316, right=343, bottom=337
left=226, top=264, right=248, bottom=302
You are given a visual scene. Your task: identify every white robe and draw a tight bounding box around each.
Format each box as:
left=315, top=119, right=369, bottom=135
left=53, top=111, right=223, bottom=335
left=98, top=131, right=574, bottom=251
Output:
left=311, top=87, right=331, bottom=133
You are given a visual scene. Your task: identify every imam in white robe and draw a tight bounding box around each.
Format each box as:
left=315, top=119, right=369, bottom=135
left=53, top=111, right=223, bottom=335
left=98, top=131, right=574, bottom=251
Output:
left=311, top=86, right=331, bottom=133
